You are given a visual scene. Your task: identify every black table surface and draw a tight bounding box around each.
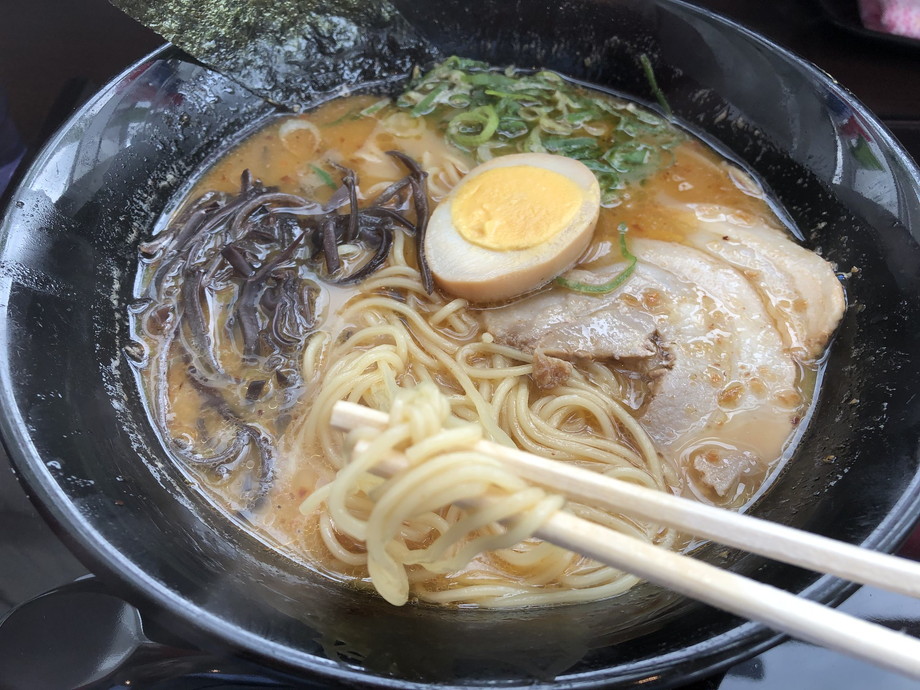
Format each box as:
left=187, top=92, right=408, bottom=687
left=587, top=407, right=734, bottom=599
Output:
left=1, top=1, right=920, bottom=689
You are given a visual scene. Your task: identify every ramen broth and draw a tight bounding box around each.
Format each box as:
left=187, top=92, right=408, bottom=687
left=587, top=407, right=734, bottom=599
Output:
left=132, top=74, right=832, bottom=604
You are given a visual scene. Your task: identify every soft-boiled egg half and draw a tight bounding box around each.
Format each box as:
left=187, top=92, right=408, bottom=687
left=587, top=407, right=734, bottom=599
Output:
left=425, top=152, right=601, bottom=302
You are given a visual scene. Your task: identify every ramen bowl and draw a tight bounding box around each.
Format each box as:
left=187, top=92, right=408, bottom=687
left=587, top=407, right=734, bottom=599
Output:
left=1, top=0, right=919, bottom=687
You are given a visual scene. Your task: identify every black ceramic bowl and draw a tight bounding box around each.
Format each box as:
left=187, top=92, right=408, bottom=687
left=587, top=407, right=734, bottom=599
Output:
left=1, top=1, right=920, bottom=688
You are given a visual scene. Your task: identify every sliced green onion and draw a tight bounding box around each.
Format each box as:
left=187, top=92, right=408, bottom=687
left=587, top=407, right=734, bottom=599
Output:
left=619, top=146, right=651, bottom=165
left=411, top=83, right=447, bottom=117
left=627, top=103, right=665, bottom=126
left=359, top=98, right=390, bottom=118
left=596, top=172, right=623, bottom=192
left=565, top=110, right=597, bottom=125
left=555, top=225, right=637, bottom=294
left=484, top=89, right=532, bottom=101
left=580, top=159, right=620, bottom=175
left=324, top=108, right=359, bottom=127
left=447, top=106, right=499, bottom=147
left=498, top=118, right=529, bottom=138
left=595, top=98, right=626, bottom=115
left=539, top=115, right=574, bottom=136
left=553, top=92, right=582, bottom=111
left=492, top=99, right=521, bottom=120
left=603, top=143, right=652, bottom=172
left=310, top=165, right=337, bottom=190
left=544, top=136, right=599, bottom=154
left=523, top=126, right=546, bottom=153
left=582, top=122, right=608, bottom=137
left=533, top=70, right=563, bottom=84
left=395, top=93, right=416, bottom=109
left=447, top=92, right=473, bottom=108
left=616, top=118, right=642, bottom=138
left=469, top=72, right=516, bottom=89
left=394, top=56, right=685, bottom=202
left=519, top=105, right=549, bottom=122
left=639, top=54, right=672, bottom=118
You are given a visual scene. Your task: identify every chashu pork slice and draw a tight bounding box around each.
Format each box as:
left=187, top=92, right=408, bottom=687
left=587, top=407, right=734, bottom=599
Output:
left=625, top=238, right=800, bottom=460
left=479, top=285, right=659, bottom=362
left=481, top=238, right=805, bottom=502
left=680, top=213, right=845, bottom=360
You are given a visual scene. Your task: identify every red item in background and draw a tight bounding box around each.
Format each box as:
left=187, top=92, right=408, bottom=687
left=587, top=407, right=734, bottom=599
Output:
left=900, top=523, right=920, bottom=561
left=859, top=0, right=920, bottom=39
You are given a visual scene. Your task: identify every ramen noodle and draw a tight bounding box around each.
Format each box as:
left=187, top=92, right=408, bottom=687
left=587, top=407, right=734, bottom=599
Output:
left=129, top=57, right=845, bottom=607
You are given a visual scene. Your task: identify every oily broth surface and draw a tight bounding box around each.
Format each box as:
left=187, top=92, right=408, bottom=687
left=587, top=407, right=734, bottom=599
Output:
left=583, top=140, right=785, bottom=265
left=193, top=95, right=468, bottom=202
left=155, top=96, right=484, bottom=581
left=194, top=96, right=379, bottom=196
left=142, top=91, right=819, bottom=589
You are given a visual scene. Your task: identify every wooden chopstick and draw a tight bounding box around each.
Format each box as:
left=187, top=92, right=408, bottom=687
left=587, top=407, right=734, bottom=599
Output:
left=536, top=512, right=920, bottom=679
left=331, top=400, right=920, bottom=680
left=333, top=400, right=920, bottom=599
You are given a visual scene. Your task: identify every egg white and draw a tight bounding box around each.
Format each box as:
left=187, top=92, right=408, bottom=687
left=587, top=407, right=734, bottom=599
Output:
left=424, top=152, right=601, bottom=303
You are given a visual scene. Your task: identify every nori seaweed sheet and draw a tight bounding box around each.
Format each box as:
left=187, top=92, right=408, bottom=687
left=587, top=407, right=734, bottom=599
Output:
left=110, top=0, right=438, bottom=109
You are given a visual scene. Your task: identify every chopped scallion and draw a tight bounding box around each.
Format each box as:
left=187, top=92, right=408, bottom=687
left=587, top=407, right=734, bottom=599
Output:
left=544, top=136, right=599, bottom=154
left=359, top=98, right=390, bottom=118
left=565, top=110, right=597, bottom=125
left=310, top=165, right=337, bottom=191
left=447, top=93, right=473, bottom=108
left=639, top=54, right=672, bottom=118
left=539, top=115, right=574, bottom=136
left=395, top=56, right=685, bottom=203
left=555, top=224, right=637, bottom=294
left=484, top=89, right=531, bottom=101
left=498, top=118, right=529, bottom=138
left=411, top=83, right=447, bottom=117
left=524, top=127, right=546, bottom=153
left=447, top=106, right=499, bottom=147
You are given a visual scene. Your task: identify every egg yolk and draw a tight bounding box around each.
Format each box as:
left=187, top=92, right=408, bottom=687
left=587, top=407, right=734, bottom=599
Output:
left=450, top=165, right=583, bottom=251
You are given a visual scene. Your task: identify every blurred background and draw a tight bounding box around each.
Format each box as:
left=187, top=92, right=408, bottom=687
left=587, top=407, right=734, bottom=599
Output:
left=0, top=1, right=919, bottom=688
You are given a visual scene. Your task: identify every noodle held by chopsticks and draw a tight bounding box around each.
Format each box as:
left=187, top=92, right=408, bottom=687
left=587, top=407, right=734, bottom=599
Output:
left=293, top=253, right=676, bottom=608
left=301, top=383, right=565, bottom=606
